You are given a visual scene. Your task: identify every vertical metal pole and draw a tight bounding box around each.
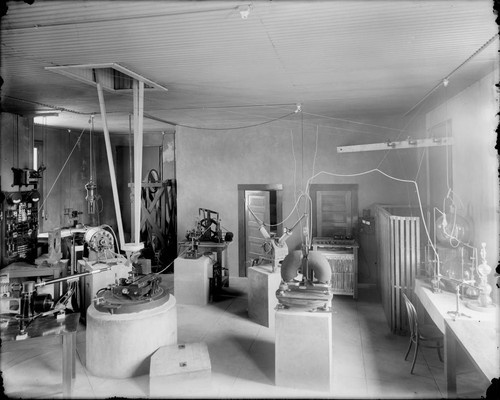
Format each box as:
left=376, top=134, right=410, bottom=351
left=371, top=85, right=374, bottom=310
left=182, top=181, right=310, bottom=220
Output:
left=133, top=80, right=144, bottom=244
left=95, top=78, right=125, bottom=248
left=62, top=332, right=75, bottom=398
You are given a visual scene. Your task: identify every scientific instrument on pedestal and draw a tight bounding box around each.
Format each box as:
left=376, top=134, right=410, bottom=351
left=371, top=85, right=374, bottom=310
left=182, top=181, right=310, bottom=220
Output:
left=92, top=270, right=168, bottom=314
left=184, top=208, right=233, bottom=259
left=80, top=224, right=167, bottom=314
left=185, top=208, right=231, bottom=243
left=252, top=211, right=306, bottom=272
left=275, top=247, right=334, bottom=312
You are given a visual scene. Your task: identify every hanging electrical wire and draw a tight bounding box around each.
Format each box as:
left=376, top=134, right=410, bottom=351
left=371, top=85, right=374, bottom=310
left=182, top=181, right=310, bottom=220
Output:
left=3, top=95, right=95, bottom=115
left=172, top=110, right=297, bottom=131
left=1, top=4, right=246, bottom=32
left=404, top=33, right=499, bottom=117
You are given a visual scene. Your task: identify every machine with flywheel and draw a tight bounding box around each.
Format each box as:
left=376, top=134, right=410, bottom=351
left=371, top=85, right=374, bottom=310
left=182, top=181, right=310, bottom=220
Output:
left=129, top=169, right=177, bottom=271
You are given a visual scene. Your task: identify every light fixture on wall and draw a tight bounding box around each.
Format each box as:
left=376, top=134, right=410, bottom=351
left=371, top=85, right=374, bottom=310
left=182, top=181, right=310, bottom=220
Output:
left=407, top=136, right=417, bottom=145
left=239, top=4, right=251, bottom=19
left=33, top=112, right=59, bottom=124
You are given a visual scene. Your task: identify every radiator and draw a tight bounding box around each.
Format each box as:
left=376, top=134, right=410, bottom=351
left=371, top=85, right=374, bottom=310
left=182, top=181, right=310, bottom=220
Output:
left=375, top=205, right=421, bottom=334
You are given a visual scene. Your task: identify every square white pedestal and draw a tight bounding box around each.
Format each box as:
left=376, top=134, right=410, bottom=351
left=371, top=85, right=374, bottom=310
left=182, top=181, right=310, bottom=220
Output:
left=275, top=309, right=333, bottom=392
left=174, top=256, right=212, bottom=305
left=150, top=342, right=212, bottom=397
left=248, top=265, right=282, bottom=328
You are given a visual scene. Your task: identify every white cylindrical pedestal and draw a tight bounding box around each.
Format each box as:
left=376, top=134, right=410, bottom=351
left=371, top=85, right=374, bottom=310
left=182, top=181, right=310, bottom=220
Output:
left=86, top=295, right=177, bottom=378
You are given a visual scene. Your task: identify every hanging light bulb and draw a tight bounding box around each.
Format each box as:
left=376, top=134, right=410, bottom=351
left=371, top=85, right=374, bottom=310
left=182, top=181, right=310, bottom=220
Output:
left=238, top=4, right=251, bottom=19
left=85, top=180, right=97, bottom=214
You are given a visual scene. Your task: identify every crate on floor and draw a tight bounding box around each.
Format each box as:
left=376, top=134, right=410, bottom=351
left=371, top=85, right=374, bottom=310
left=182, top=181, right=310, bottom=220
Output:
left=149, top=342, right=212, bottom=397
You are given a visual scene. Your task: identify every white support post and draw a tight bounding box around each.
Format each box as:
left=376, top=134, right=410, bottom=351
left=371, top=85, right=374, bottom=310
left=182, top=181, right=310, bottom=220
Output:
left=133, top=80, right=144, bottom=244
left=95, top=78, right=126, bottom=249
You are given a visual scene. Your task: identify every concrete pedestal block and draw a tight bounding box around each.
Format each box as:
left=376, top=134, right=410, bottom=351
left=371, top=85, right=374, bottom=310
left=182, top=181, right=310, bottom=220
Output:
left=174, top=256, right=212, bottom=305
left=248, top=265, right=282, bottom=327
left=86, top=296, right=177, bottom=378
left=150, top=342, right=212, bottom=398
left=275, top=309, right=333, bottom=392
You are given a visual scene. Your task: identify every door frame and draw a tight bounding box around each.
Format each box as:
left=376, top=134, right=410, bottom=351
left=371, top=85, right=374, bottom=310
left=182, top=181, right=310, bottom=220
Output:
left=237, top=184, right=283, bottom=277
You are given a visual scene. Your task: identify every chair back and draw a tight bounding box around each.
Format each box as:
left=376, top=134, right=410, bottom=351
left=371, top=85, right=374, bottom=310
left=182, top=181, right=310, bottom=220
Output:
left=402, top=292, right=418, bottom=338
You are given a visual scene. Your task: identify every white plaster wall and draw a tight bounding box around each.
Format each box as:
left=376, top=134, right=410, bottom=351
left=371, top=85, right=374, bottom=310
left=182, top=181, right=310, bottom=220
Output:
left=176, top=118, right=421, bottom=277
left=427, top=70, right=499, bottom=270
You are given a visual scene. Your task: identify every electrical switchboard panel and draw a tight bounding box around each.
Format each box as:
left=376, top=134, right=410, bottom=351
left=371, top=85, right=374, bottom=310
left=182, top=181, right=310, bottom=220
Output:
left=1, top=191, right=39, bottom=266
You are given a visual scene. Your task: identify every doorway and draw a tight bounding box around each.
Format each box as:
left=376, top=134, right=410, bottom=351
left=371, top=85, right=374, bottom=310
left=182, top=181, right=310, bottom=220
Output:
left=237, top=184, right=283, bottom=277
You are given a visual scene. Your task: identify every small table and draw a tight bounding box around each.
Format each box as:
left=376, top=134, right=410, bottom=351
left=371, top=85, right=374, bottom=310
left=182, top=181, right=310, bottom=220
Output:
left=1, top=312, right=80, bottom=398
left=414, top=279, right=498, bottom=397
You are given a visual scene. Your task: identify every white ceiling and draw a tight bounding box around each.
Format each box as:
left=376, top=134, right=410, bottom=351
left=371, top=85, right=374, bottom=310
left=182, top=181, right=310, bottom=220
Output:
left=1, top=0, right=498, bottom=136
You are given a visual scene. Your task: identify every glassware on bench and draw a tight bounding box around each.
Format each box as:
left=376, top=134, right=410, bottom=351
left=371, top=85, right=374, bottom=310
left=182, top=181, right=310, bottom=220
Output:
left=477, top=243, right=492, bottom=307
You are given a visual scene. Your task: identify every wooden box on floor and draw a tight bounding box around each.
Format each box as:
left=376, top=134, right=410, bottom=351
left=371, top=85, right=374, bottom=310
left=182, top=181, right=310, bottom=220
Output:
left=275, top=309, right=333, bottom=392
left=150, top=342, right=212, bottom=398
left=248, top=264, right=282, bottom=328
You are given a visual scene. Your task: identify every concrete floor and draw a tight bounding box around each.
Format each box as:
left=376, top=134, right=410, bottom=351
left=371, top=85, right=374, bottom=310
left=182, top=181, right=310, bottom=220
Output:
left=1, top=275, right=489, bottom=399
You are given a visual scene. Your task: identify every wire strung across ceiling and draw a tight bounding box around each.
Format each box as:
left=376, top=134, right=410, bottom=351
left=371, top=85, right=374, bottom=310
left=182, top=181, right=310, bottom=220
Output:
left=403, top=33, right=499, bottom=117
left=162, top=110, right=299, bottom=131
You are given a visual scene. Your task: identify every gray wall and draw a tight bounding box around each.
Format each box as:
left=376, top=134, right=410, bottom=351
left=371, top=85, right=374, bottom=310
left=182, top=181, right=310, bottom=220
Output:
left=427, top=71, right=498, bottom=273
left=3, top=69, right=496, bottom=284
left=175, top=119, right=420, bottom=279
